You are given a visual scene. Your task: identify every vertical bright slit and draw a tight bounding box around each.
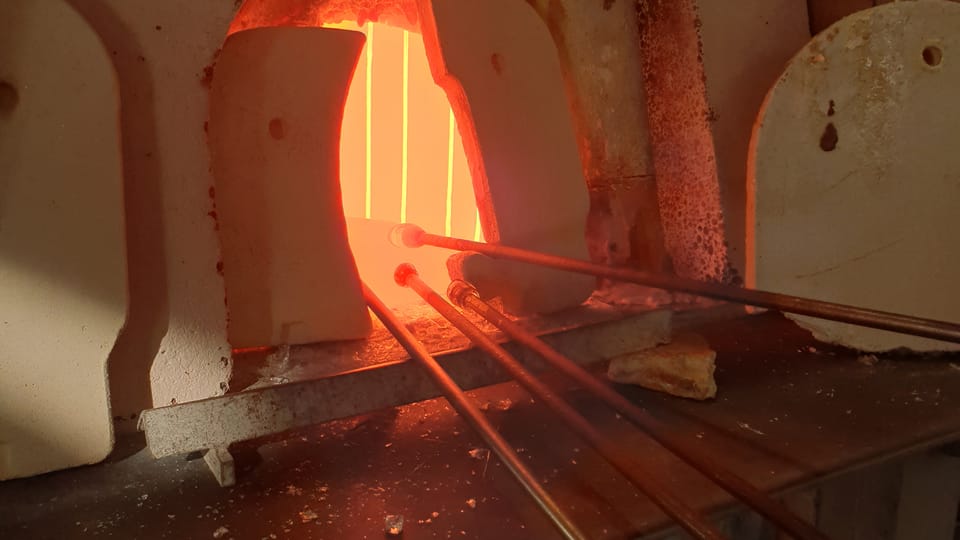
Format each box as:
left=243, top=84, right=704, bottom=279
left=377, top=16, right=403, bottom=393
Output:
left=399, top=30, right=410, bottom=223
left=339, top=22, right=482, bottom=307
left=364, top=23, right=373, bottom=220
left=474, top=209, right=482, bottom=242
left=444, top=109, right=455, bottom=236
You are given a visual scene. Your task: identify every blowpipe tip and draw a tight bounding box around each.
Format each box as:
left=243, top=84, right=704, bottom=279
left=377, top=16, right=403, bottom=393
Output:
left=446, top=280, right=480, bottom=307
left=389, top=223, right=426, bottom=248
left=394, top=263, right=419, bottom=286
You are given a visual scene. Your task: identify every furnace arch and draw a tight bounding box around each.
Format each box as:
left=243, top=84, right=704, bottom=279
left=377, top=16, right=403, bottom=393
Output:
left=209, top=0, right=595, bottom=349
left=210, top=0, right=484, bottom=348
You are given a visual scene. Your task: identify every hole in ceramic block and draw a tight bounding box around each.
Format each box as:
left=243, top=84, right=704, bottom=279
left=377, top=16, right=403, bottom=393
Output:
left=491, top=53, right=504, bottom=75
left=922, top=45, right=943, bottom=68
left=268, top=117, right=285, bottom=139
left=0, top=80, right=18, bottom=116
left=819, top=122, right=838, bottom=152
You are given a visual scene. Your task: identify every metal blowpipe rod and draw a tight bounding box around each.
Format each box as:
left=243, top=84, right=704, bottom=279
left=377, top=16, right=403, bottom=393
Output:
left=447, top=280, right=829, bottom=540
left=395, top=265, right=727, bottom=540
left=362, top=283, right=588, bottom=540
left=391, top=224, right=960, bottom=345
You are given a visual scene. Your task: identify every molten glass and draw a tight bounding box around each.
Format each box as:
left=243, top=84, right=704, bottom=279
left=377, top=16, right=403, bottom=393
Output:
left=389, top=223, right=425, bottom=248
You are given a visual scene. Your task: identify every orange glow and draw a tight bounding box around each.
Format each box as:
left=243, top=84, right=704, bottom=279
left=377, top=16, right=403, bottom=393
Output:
left=399, top=30, right=410, bottom=223
left=231, top=345, right=274, bottom=355
left=335, top=23, right=481, bottom=306
left=364, top=22, right=373, bottom=219
left=444, top=109, right=455, bottom=236
left=474, top=210, right=482, bottom=242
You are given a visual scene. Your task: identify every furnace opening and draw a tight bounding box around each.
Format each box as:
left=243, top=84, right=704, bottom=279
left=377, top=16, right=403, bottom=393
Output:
left=330, top=21, right=483, bottom=308
left=213, top=0, right=604, bottom=350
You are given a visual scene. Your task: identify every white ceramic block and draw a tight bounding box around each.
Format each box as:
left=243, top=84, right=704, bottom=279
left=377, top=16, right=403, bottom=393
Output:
left=419, top=0, right=595, bottom=315
left=209, top=27, right=372, bottom=348
left=0, top=0, right=128, bottom=478
left=748, top=2, right=960, bottom=352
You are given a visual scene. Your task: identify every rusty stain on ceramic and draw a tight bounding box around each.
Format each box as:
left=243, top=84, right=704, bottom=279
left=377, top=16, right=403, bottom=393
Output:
left=637, top=0, right=733, bottom=284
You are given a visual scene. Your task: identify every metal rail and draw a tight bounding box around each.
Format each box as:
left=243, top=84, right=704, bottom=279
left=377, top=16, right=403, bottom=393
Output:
left=447, top=280, right=829, bottom=540
left=394, top=265, right=727, bottom=540
left=391, top=224, right=960, bottom=345
left=362, top=282, right=588, bottom=540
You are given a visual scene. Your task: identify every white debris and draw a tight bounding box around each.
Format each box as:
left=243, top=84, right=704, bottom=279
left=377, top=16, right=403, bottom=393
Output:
left=465, top=498, right=477, bottom=509
left=212, top=526, right=230, bottom=539
left=385, top=515, right=404, bottom=536
left=737, top=422, right=766, bottom=436
left=857, top=354, right=879, bottom=366
left=468, top=448, right=489, bottom=460
left=299, top=509, right=319, bottom=523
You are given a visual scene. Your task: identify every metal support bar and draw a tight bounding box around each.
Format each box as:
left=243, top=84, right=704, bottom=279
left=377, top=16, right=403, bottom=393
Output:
left=203, top=446, right=236, bottom=487
left=447, top=280, right=829, bottom=540
left=140, top=304, right=672, bottom=459
left=396, top=264, right=726, bottom=540
left=362, top=282, right=588, bottom=540
left=392, top=224, right=960, bottom=345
